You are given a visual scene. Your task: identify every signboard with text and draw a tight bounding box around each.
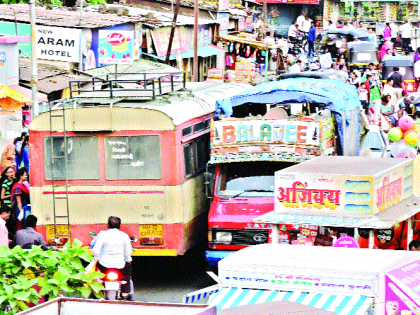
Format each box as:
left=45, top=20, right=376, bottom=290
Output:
left=36, top=26, right=81, bottom=62
left=235, top=62, right=254, bottom=83
left=219, top=270, right=374, bottom=295
left=275, top=159, right=413, bottom=216
left=210, top=118, right=335, bottom=164
left=98, top=30, right=134, bottom=65
left=218, top=13, right=229, bottom=36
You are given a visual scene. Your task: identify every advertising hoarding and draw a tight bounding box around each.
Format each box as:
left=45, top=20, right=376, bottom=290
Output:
left=98, top=30, right=134, bottom=65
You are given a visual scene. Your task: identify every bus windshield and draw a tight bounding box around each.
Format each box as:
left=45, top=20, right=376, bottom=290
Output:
left=217, top=162, right=294, bottom=198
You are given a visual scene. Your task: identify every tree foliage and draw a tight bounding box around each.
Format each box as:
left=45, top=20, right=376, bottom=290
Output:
left=0, top=239, right=104, bottom=315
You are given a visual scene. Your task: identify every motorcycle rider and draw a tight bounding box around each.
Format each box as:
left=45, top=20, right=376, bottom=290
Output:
left=93, top=216, right=132, bottom=298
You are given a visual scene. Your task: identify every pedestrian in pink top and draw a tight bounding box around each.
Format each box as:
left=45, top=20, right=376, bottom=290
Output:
left=380, top=39, right=394, bottom=61
left=383, top=23, right=392, bottom=41
left=0, top=207, right=11, bottom=247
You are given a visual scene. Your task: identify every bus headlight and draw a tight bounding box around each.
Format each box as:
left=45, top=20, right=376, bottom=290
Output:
left=215, top=231, right=232, bottom=243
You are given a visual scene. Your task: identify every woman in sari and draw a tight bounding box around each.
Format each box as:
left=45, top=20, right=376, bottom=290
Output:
left=11, top=167, right=29, bottom=231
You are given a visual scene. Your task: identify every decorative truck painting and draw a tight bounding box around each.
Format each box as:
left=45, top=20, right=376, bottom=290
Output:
left=210, top=117, right=334, bottom=164
left=98, top=30, right=134, bottom=64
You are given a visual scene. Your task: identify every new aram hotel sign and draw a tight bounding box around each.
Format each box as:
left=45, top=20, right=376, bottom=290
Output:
left=36, top=26, right=81, bottom=62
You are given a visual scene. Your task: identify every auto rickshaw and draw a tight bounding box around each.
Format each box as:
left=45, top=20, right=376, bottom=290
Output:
left=382, top=56, right=418, bottom=93
left=347, top=41, right=379, bottom=69
left=324, top=28, right=370, bottom=59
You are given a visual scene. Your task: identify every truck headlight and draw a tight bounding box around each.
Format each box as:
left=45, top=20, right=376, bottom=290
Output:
left=215, top=231, right=232, bottom=243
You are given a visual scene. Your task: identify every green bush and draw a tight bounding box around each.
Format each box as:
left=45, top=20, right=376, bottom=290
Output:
left=0, top=239, right=104, bottom=315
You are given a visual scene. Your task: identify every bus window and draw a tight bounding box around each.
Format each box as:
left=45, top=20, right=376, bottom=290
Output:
left=44, top=136, right=100, bottom=180
left=105, top=136, right=161, bottom=180
left=183, top=135, right=209, bottom=178
left=184, top=143, right=194, bottom=177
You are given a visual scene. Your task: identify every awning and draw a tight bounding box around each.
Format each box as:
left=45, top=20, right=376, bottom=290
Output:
left=208, top=287, right=373, bottom=315
left=0, top=84, right=33, bottom=103
left=253, top=196, right=420, bottom=229
left=8, top=84, right=48, bottom=103
left=142, top=44, right=228, bottom=61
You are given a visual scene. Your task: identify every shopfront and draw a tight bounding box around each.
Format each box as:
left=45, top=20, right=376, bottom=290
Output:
left=253, top=0, right=322, bottom=32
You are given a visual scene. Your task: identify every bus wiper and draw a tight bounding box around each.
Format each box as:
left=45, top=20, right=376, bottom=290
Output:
left=231, top=189, right=273, bottom=198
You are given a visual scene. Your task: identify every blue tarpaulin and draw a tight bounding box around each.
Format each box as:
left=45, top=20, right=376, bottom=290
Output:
left=215, top=78, right=360, bottom=155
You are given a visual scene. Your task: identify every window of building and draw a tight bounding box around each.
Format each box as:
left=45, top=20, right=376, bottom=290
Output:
left=105, top=136, right=161, bottom=180
left=183, top=135, right=209, bottom=178
left=44, top=136, right=100, bottom=180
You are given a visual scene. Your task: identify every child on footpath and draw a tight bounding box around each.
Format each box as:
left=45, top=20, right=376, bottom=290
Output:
left=358, top=82, right=369, bottom=114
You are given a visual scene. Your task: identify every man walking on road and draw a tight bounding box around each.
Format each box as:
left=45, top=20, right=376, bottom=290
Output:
left=93, top=216, right=133, bottom=298
left=307, top=21, right=316, bottom=59
left=400, top=20, right=412, bottom=52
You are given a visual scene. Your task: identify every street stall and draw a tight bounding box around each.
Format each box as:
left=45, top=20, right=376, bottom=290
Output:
left=217, top=34, right=288, bottom=83
left=15, top=297, right=216, bottom=315
left=203, top=244, right=420, bottom=315
left=253, top=155, right=420, bottom=250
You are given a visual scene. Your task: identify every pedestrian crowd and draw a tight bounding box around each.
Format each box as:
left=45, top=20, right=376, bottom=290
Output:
left=0, top=131, right=34, bottom=249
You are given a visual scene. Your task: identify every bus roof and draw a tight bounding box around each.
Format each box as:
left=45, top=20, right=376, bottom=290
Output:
left=30, top=82, right=251, bottom=132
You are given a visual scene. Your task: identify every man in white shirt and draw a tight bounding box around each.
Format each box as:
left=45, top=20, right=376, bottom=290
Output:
left=296, top=13, right=305, bottom=31
left=289, top=59, right=302, bottom=73
left=288, top=22, right=301, bottom=42
left=400, top=20, right=412, bottom=52
left=302, top=16, right=312, bottom=33
left=319, top=47, right=333, bottom=70
left=390, top=21, right=399, bottom=47
left=93, top=216, right=133, bottom=297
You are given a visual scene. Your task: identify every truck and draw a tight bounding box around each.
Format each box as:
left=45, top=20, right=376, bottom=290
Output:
left=204, top=78, right=388, bottom=267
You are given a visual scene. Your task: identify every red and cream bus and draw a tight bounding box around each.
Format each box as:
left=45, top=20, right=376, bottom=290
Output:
left=29, top=82, right=250, bottom=256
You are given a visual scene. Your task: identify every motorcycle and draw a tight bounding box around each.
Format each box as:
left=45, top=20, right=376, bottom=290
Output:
left=88, top=232, right=137, bottom=301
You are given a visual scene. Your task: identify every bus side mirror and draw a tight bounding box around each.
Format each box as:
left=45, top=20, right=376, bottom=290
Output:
left=204, top=171, right=214, bottom=198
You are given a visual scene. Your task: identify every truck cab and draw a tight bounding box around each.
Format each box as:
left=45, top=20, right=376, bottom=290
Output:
left=205, top=78, right=368, bottom=267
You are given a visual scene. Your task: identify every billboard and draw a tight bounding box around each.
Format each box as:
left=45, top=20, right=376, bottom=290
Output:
left=98, top=30, right=134, bottom=65
left=0, top=43, right=19, bottom=86
left=36, top=26, right=81, bottom=62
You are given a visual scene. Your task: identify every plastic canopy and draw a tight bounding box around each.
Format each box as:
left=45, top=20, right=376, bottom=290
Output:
left=326, top=28, right=369, bottom=41
left=215, top=78, right=361, bottom=155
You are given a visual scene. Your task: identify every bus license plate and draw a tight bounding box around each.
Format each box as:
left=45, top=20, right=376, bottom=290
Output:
left=46, top=225, right=69, bottom=244
left=139, top=224, right=163, bottom=245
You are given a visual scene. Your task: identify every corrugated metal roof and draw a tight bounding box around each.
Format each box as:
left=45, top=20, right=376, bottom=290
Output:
left=0, top=4, right=145, bottom=28
left=143, top=44, right=228, bottom=60
left=106, top=4, right=217, bottom=26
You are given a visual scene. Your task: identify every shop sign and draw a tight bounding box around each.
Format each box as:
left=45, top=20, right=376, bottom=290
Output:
left=36, top=26, right=81, bottom=62
left=333, top=236, right=359, bottom=248
left=218, top=0, right=229, bottom=11
left=275, top=159, right=413, bottom=216
left=207, top=68, right=224, bottom=82
left=291, top=236, right=314, bottom=246
left=212, top=119, right=321, bottom=147
left=245, top=16, right=253, bottom=32
left=235, top=62, right=254, bottom=83
left=98, top=30, right=134, bottom=65
left=218, top=13, right=229, bottom=36
left=220, top=270, right=374, bottom=295
left=238, top=18, right=245, bottom=32
left=255, top=0, right=318, bottom=3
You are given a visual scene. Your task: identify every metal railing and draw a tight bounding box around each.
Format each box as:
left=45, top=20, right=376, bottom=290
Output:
left=69, top=72, right=186, bottom=99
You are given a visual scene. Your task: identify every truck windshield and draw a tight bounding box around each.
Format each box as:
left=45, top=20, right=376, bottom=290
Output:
left=217, top=162, right=294, bottom=198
